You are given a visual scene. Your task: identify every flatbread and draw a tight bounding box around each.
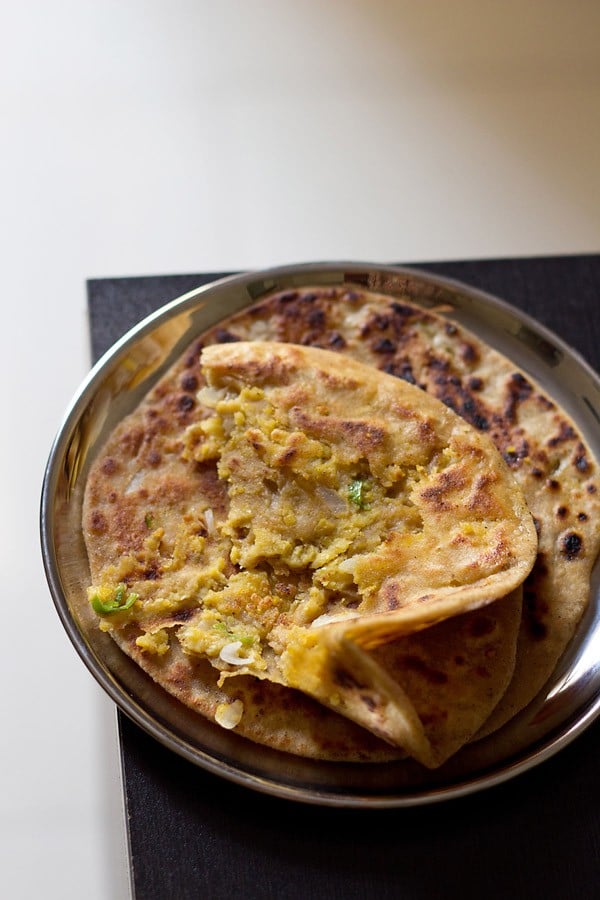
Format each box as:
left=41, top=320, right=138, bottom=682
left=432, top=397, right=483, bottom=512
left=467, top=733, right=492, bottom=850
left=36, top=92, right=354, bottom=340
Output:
left=213, top=285, right=600, bottom=731
left=372, top=588, right=523, bottom=764
left=110, top=591, right=522, bottom=764
left=83, top=340, right=535, bottom=767
left=81, top=281, right=599, bottom=767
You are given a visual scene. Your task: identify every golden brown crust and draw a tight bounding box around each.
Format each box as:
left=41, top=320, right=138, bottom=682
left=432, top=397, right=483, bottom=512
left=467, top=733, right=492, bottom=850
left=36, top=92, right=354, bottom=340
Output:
left=113, top=627, right=399, bottom=761
left=82, top=283, right=600, bottom=765
left=209, top=286, right=600, bottom=730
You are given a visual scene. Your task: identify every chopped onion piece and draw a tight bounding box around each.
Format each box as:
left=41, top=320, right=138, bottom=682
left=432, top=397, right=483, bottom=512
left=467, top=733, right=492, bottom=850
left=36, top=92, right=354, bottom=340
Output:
left=204, top=507, right=215, bottom=534
left=219, top=641, right=249, bottom=665
left=198, top=386, right=227, bottom=406
left=124, top=471, right=145, bottom=495
left=315, top=485, right=346, bottom=514
left=337, top=556, right=358, bottom=574
left=311, top=611, right=359, bottom=628
left=215, top=700, right=244, bottom=730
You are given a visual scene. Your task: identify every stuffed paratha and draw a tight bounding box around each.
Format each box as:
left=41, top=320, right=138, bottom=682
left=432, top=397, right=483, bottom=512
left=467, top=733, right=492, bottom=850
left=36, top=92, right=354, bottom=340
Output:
left=82, top=280, right=599, bottom=767
left=213, top=285, right=600, bottom=733
left=83, top=340, right=535, bottom=766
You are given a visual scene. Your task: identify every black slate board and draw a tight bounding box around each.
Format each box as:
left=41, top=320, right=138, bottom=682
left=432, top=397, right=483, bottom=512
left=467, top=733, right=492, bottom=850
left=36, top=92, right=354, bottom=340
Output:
left=88, top=256, right=600, bottom=900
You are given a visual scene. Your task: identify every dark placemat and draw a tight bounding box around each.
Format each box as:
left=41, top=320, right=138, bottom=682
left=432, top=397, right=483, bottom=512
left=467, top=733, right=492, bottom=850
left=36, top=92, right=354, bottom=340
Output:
left=88, top=256, right=600, bottom=900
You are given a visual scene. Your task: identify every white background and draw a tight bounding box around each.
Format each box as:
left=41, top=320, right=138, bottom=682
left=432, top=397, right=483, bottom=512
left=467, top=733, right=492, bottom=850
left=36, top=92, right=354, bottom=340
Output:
left=2, top=2, right=599, bottom=897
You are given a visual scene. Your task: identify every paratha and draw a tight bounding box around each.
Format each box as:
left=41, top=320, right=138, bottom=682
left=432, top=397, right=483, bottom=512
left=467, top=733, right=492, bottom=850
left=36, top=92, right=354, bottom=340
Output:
left=83, top=340, right=535, bottom=767
left=82, top=281, right=599, bottom=767
left=206, top=286, right=600, bottom=733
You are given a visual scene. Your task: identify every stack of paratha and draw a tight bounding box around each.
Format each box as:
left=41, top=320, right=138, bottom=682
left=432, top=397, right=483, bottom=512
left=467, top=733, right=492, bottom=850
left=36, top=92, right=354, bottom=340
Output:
left=82, top=284, right=599, bottom=768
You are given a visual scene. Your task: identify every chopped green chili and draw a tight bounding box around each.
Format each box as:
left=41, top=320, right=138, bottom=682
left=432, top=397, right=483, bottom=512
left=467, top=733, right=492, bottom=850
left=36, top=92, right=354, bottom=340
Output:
left=213, top=620, right=254, bottom=647
left=348, top=477, right=370, bottom=509
left=91, top=583, right=138, bottom=615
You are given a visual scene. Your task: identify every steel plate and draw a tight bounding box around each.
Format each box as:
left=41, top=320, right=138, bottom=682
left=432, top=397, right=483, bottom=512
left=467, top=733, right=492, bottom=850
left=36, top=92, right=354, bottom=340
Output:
left=40, top=262, right=600, bottom=806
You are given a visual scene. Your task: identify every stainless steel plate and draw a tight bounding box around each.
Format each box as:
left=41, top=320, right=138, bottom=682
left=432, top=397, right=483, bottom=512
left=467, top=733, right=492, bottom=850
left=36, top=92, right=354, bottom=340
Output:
left=40, top=262, right=600, bottom=807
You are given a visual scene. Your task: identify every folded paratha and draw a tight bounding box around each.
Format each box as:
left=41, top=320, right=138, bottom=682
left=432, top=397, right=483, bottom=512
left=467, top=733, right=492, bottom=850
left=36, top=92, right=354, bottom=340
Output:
left=83, top=340, right=535, bottom=766
left=213, top=285, right=600, bottom=734
left=82, top=282, right=599, bottom=768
